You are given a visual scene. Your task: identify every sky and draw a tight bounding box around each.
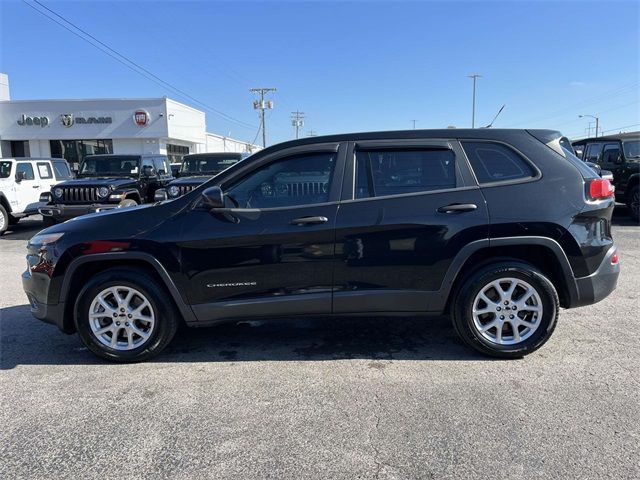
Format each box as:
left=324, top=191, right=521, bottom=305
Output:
left=1, top=0, right=639, bottom=145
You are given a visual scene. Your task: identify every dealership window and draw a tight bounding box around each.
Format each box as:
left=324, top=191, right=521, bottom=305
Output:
left=166, top=144, right=190, bottom=164
left=50, top=139, right=113, bottom=168
left=10, top=140, right=30, bottom=157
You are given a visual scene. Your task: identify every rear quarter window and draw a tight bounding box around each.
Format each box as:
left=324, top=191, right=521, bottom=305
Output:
left=461, top=141, right=535, bottom=184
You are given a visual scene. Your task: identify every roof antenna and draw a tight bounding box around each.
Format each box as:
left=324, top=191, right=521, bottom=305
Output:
left=485, top=104, right=505, bottom=128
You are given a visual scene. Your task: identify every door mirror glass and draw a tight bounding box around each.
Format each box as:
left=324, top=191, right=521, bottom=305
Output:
left=15, top=171, right=26, bottom=183
left=201, top=186, right=225, bottom=208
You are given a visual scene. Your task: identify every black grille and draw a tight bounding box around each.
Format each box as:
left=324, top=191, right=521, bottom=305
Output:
left=60, top=187, right=100, bottom=204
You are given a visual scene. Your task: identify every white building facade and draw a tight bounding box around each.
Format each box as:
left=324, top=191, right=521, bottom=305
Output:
left=0, top=94, right=260, bottom=166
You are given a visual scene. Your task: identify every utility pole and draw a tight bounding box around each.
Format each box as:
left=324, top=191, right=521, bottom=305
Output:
left=291, top=110, right=305, bottom=139
left=579, top=114, right=599, bottom=137
left=307, top=130, right=317, bottom=137
left=468, top=74, right=482, bottom=128
left=411, top=119, right=418, bottom=130
left=250, top=87, right=276, bottom=147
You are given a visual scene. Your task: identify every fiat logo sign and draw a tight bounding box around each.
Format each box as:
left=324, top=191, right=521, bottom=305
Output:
left=133, top=110, right=150, bottom=126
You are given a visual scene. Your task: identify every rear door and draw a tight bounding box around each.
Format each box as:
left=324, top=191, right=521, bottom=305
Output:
left=333, top=139, right=489, bottom=314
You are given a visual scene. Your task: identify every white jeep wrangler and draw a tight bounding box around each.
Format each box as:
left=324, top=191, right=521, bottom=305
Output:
left=0, top=157, right=73, bottom=234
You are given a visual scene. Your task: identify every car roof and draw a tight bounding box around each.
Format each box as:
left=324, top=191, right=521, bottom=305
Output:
left=183, top=152, right=243, bottom=158
left=0, top=157, right=64, bottom=162
left=572, top=131, right=640, bottom=145
left=83, top=154, right=167, bottom=158
left=251, top=128, right=558, bottom=155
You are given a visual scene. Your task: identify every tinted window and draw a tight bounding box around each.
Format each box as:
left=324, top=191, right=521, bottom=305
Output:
left=36, top=162, right=53, bottom=179
left=52, top=161, right=72, bottom=180
left=462, top=142, right=535, bottom=184
left=584, top=143, right=603, bottom=162
left=623, top=140, right=640, bottom=159
left=80, top=156, right=140, bottom=176
left=0, top=161, right=11, bottom=178
left=16, top=163, right=35, bottom=180
left=226, top=152, right=336, bottom=209
left=602, top=143, right=621, bottom=163
left=141, top=157, right=155, bottom=175
left=180, top=155, right=241, bottom=174
left=355, top=148, right=456, bottom=198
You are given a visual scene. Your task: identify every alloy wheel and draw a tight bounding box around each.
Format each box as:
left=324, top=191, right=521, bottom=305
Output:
left=472, top=277, right=543, bottom=345
left=88, top=286, right=155, bottom=350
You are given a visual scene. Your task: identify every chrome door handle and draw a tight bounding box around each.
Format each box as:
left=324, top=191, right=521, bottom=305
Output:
left=437, top=203, right=478, bottom=214
left=291, top=216, right=329, bottom=225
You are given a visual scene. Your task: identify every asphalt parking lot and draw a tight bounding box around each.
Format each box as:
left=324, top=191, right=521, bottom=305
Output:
left=1, top=212, right=638, bottom=480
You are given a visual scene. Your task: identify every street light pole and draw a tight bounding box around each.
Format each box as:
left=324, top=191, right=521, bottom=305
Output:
left=468, top=74, right=482, bottom=128
left=579, top=114, right=600, bottom=137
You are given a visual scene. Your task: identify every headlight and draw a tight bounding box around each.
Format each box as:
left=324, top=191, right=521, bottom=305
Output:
left=98, top=187, right=110, bottom=198
left=53, top=187, right=63, bottom=198
left=29, top=232, right=64, bottom=246
left=168, top=185, right=180, bottom=197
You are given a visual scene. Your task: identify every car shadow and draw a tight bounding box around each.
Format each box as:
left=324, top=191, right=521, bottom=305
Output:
left=0, top=216, right=46, bottom=241
left=612, top=204, right=638, bottom=226
left=0, top=304, right=487, bottom=368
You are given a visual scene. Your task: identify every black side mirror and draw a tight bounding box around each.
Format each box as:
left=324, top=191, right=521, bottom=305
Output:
left=15, top=171, right=27, bottom=183
left=201, top=186, right=224, bottom=208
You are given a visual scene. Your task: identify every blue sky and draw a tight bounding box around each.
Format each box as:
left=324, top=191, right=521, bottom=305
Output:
left=1, top=0, right=638, bottom=145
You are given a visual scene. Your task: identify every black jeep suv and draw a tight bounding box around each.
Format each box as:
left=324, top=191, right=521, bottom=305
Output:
left=40, top=154, right=173, bottom=222
left=23, top=129, right=620, bottom=362
left=572, top=132, right=640, bottom=220
left=155, top=152, right=247, bottom=201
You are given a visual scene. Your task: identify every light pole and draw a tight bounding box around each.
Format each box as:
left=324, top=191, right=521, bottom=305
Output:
left=250, top=87, right=277, bottom=147
left=411, top=119, right=418, bottom=129
left=468, top=74, right=482, bottom=128
left=579, top=114, right=599, bottom=138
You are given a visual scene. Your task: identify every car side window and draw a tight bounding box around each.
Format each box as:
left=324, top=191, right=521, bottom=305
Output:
left=602, top=143, right=621, bottom=163
left=225, top=152, right=336, bottom=209
left=36, top=162, right=53, bottom=179
left=355, top=148, right=456, bottom=198
left=52, top=161, right=72, bottom=180
left=584, top=143, right=603, bottom=163
left=461, top=141, right=535, bottom=184
left=16, top=163, right=35, bottom=181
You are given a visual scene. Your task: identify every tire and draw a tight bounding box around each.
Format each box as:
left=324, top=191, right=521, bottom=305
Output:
left=75, top=268, right=179, bottom=362
left=627, top=185, right=639, bottom=222
left=8, top=215, right=19, bottom=226
left=118, top=198, right=138, bottom=208
left=452, top=262, right=559, bottom=359
left=0, top=204, right=8, bottom=235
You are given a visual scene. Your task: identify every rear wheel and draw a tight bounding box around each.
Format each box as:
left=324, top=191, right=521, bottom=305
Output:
left=452, top=262, right=559, bottom=358
left=75, top=269, right=179, bottom=362
left=0, top=205, right=8, bottom=235
left=628, top=185, right=639, bottom=222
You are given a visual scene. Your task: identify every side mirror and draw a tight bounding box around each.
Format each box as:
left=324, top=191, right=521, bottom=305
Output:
left=154, top=189, right=168, bottom=202
left=15, top=171, right=27, bottom=183
left=201, top=186, right=224, bottom=208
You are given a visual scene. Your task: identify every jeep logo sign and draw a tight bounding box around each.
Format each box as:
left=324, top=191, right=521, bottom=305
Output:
left=17, top=114, right=49, bottom=127
left=133, top=110, right=150, bottom=126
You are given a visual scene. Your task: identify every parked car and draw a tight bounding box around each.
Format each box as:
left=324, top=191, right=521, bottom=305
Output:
left=155, top=152, right=248, bottom=201
left=23, top=129, right=619, bottom=362
left=0, top=157, right=73, bottom=234
left=39, top=154, right=173, bottom=223
left=572, top=132, right=640, bottom=220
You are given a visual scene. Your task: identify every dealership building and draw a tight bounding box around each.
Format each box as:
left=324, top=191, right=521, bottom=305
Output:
left=0, top=73, right=260, bottom=166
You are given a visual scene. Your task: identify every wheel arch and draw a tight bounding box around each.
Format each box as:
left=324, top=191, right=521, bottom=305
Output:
left=439, top=237, right=578, bottom=313
left=0, top=192, right=12, bottom=213
left=60, top=253, right=195, bottom=333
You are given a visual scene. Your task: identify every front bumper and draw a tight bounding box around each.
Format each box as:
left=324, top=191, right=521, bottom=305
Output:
left=571, top=246, right=620, bottom=308
left=22, top=270, right=72, bottom=333
left=39, top=203, right=117, bottom=221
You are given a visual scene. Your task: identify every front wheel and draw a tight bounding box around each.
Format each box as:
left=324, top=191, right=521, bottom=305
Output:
left=75, top=269, right=179, bottom=362
left=118, top=198, right=139, bottom=208
left=0, top=205, right=8, bottom=235
left=452, top=262, right=559, bottom=358
left=627, top=185, right=639, bottom=222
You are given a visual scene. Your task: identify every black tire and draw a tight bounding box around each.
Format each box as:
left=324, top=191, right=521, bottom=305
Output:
left=75, top=268, right=179, bottom=362
left=452, top=261, right=559, bottom=359
left=627, top=185, right=639, bottom=222
left=8, top=215, right=19, bottom=226
left=0, top=204, right=8, bottom=235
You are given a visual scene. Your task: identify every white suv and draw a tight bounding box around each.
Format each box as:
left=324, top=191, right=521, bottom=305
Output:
left=0, top=157, right=73, bottom=234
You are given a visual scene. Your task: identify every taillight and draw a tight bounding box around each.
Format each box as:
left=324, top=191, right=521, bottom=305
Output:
left=588, top=178, right=615, bottom=200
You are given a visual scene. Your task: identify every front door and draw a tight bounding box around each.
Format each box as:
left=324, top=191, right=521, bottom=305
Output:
left=333, top=139, right=489, bottom=313
left=600, top=142, right=624, bottom=191
left=177, top=143, right=345, bottom=322
left=13, top=162, right=40, bottom=213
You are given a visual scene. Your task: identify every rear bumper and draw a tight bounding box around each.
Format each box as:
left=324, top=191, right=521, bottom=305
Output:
left=39, top=203, right=117, bottom=221
left=570, top=246, right=620, bottom=308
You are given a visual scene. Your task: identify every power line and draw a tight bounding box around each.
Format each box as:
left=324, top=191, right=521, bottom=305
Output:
left=23, top=0, right=257, bottom=131
left=250, top=88, right=276, bottom=147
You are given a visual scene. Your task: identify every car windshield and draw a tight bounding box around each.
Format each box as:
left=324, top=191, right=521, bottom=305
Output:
left=623, top=140, right=640, bottom=159
left=180, top=155, right=240, bottom=175
left=0, top=161, right=11, bottom=178
left=79, top=156, right=140, bottom=177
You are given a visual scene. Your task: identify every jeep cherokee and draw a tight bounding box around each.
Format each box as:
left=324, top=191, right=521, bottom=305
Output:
left=22, top=129, right=620, bottom=362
